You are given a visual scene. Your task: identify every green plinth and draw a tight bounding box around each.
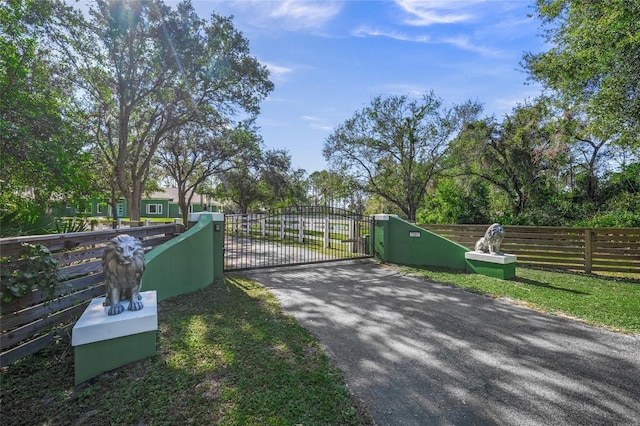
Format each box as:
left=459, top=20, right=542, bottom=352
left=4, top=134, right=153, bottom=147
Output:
left=74, top=331, right=157, bottom=385
left=465, top=252, right=517, bottom=280
left=72, top=291, right=158, bottom=385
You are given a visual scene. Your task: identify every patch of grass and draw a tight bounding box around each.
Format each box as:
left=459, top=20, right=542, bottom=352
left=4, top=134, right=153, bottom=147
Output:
left=401, top=265, right=640, bottom=333
left=1, top=275, right=372, bottom=426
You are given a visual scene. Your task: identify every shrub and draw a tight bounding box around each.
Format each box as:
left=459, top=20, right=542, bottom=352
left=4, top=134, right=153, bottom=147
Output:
left=0, top=243, right=61, bottom=304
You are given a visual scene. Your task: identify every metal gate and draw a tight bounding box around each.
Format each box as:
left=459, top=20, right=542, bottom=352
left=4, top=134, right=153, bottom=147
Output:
left=224, top=206, right=374, bottom=271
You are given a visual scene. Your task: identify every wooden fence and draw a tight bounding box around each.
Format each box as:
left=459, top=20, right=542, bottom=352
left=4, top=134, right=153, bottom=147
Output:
left=420, top=224, right=640, bottom=274
left=0, top=223, right=184, bottom=367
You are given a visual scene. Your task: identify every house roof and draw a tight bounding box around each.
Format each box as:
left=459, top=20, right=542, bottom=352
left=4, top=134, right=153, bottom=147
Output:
left=146, top=188, right=222, bottom=206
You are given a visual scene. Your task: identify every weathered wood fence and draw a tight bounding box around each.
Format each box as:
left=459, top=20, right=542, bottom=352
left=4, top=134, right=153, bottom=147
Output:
left=420, top=224, right=640, bottom=274
left=0, top=223, right=184, bottom=367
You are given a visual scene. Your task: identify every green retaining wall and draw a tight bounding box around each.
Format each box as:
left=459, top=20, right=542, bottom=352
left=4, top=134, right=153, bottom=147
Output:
left=73, top=213, right=224, bottom=384
left=142, top=212, right=224, bottom=301
left=373, top=215, right=517, bottom=279
left=373, top=215, right=470, bottom=271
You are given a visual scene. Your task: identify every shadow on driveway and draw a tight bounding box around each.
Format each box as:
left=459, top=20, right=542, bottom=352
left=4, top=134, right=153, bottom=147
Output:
left=248, top=260, right=640, bottom=426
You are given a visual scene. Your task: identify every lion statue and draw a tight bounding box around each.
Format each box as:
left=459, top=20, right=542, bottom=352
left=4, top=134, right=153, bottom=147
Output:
left=474, top=223, right=505, bottom=255
left=102, top=234, right=145, bottom=316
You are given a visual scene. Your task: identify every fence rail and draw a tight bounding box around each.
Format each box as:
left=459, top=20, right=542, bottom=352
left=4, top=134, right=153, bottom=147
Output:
left=420, top=224, right=640, bottom=274
left=0, top=223, right=184, bottom=367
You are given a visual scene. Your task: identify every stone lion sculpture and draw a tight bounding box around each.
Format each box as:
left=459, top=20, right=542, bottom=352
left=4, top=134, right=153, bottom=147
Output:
left=102, top=234, right=145, bottom=316
left=474, top=223, right=505, bottom=255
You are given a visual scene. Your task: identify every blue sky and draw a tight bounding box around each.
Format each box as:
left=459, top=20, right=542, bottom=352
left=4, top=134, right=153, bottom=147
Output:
left=183, top=1, right=546, bottom=173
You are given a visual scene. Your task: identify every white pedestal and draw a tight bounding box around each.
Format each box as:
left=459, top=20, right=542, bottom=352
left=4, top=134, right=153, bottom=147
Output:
left=465, top=251, right=517, bottom=264
left=72, top=291, right=158, bottom=346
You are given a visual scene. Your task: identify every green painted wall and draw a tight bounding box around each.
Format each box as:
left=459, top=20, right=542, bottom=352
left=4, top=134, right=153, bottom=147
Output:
left=168, top=203, right=180, bottom=219
left=142, top=213, right=224, bottom=301
left=74, top=331, right=156, bottom=385
left=140, top=199, right=170, bottom=218
left=374, top=215, right=470, bottom=270
left=466, top=259, right=516, bottom=280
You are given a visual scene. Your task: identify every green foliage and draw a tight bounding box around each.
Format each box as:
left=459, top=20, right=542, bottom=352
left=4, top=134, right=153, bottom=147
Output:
left=451, top=98, right=566, bottom=218
left=72, top=1, right=273, bottom=221
left=0, top=243, right=61, bottom=303
left=53, top=217, right=88, bottom=234
left=524, top=0, right=640, bottom=148
left=574, top=208, right=640, bottom=228
left=0, top=0, right=95, bottom=210
left=0, top=198, right=56, bottom=237
left=324, top=91, right=483, bottom=221
left=417, top=177, right=490, bottom=224
left=215, top=129, right=308, bottom=212
left=158, top=123, right=241, bottom=225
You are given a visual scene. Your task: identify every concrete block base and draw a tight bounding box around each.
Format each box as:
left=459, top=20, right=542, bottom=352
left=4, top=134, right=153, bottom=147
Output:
left=74, top=330, right=156, bottom=385
left=465, top=251, right=517, bottom=280
left=72, top=291, right=158, bottom=385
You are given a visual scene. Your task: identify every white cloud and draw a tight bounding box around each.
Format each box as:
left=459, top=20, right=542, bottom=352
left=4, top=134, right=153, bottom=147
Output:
left=395, top=0, right=488, bottom=26
left=440, top=35, right=503, bottom=57
left=376, top=84, right=430, bottom=98
left=262, top=61, right=294, bottom=82
left=269, top=0, right=342, bottom=29
left=190, top=0, right=342, bottom=33
left=301, top=115, right=334, bottom=132
left=352, top=26, right=430, bottom=43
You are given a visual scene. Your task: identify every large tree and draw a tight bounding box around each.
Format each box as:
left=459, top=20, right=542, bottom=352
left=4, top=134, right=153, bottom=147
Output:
left=71, top=0, right=273, bottom=221
left=523, top=0, right=640, bottom=149
left=452, top=98, right=567, bottom=219
left=323, top=92, right=482, bottom=221
left=1, top=0, right=93, bottom=214
left=213, top=128, right=264, bottom=213
left=214, top=130, right=307, bottom=213
left=157, top=122, right=244, bottom=226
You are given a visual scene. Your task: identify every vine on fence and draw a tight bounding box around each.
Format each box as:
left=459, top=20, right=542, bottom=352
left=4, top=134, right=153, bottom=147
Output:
left=0, top=243, right=61, bottom=304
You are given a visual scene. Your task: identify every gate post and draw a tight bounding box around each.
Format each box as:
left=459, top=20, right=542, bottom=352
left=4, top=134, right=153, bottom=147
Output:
left=190, top=212, right=225, bottom=281
left=211, top=213, right=224, bottom=280
left=372, top=214, right=392, bottom=261
left=298, top=217, right=305, bottom=243
left=349, top=218, right=361, bottom=253
left=324, top=217, right=330, bottom=248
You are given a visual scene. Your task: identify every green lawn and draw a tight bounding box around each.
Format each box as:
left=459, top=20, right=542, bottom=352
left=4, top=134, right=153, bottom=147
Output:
left=2, top=265, right=638, bottom=425
left=402, top=265, right=640, bottom=333
left=1, top=274, right=372, bottom=426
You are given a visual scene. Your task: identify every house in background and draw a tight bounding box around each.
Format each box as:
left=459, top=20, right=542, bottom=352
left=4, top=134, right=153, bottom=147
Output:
left=90, top=188, right=222, bottom=219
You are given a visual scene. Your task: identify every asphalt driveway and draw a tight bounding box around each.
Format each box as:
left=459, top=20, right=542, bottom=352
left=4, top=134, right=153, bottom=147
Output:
left=248, top=259, right=640, bottom=426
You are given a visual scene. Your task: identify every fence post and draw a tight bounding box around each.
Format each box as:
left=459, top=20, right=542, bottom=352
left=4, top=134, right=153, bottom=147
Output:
left=261, top=215, right=266, bottom=237
left=585, top=228, right=593, bottom=273
left=280, top=215, right=285, bottom=240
